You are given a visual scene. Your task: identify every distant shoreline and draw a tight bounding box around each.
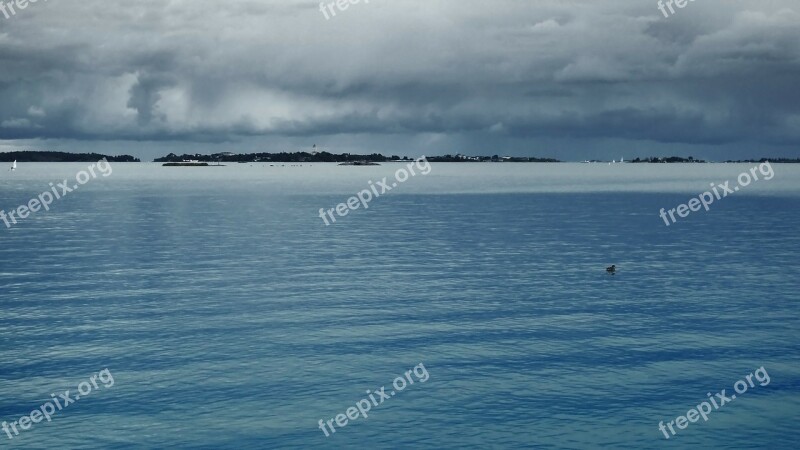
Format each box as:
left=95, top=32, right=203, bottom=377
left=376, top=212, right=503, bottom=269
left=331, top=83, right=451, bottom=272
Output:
left=2, top=151, right=798, bottom=164
left=154, top=152, right=561, bottom=164
left=0, top=151, right=139, bottom=163
left=153, top=153, right=800, bottom=164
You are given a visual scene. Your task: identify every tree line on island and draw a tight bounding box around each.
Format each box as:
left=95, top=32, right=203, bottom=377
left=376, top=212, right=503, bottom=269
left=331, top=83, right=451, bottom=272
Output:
left=157, top=152, right=800, bottom=163
left=0, top=151, right=139, bottom=162
left=629, top=156, right=800, bottom=163
left=1, top=150, right=797, bottom=164
left=155, top=152, right=561, bottom=163
left=629, top=156, right=705, bottom=163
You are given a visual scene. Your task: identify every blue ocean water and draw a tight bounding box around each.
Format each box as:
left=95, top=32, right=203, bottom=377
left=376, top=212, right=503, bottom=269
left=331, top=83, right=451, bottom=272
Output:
left=0, top=162, right=798, bottom=449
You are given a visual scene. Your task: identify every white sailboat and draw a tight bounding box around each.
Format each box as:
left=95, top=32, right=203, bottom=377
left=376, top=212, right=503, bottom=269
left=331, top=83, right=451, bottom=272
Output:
left=10, top=160, right=16, bottom=171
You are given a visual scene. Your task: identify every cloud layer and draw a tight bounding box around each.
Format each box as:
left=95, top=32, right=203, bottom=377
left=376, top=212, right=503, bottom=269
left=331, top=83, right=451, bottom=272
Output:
left=1, top=0, right=799, bottom=159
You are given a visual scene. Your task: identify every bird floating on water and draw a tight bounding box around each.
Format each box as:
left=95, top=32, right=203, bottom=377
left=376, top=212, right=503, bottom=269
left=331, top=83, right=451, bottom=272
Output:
left=606, top=265, right=616, bottom=274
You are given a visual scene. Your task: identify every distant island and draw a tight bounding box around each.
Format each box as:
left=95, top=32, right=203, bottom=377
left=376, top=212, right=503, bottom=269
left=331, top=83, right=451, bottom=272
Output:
left=724, top=158, right=800, bottom=163
left=426, top=154, right=560, bottom=163
left=163, top=162, right=212, bottom=167
left=339, top=161, right=380, bottom=166
left=156, top=151, right=387, bottom=164
left=619, top=156, right=799, bottom=164
left=154, top=152, right=561, bottom=163
left=3, top=150, right=795, bottom=164
left=0, top=151, right=140, bottom=162
left=629, top=156, right=705, bottom=163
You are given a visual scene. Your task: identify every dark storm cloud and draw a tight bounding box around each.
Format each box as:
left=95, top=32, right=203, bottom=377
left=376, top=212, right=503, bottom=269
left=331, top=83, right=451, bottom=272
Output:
left=0, top=0, right=799, bottom=158
left=127, top=73, right=178, bottom=126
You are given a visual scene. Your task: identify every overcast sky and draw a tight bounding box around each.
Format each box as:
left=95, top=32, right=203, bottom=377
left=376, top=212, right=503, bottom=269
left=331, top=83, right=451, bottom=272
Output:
left=1, top=0, right=798, bottom=161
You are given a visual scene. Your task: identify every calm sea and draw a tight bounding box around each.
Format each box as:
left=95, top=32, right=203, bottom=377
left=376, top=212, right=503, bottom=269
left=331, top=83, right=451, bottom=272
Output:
left=1, top=162, right=798, bottom=449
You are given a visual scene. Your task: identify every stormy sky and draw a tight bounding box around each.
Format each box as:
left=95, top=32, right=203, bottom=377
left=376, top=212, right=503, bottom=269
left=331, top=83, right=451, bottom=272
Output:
left=0, top=0, right=798, bottom=161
